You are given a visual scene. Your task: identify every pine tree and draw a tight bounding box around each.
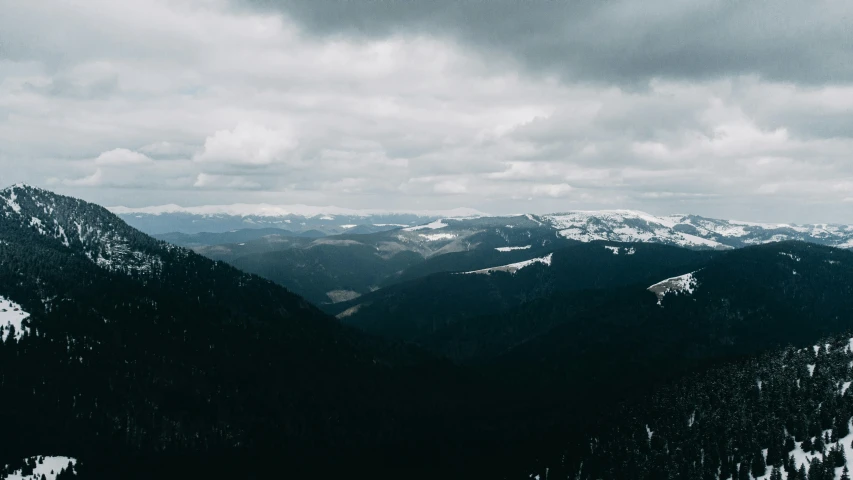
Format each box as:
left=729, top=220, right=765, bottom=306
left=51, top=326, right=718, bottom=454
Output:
left=798, top=464, right=808, bottom=480
left=803, top=436, right=814, bottom=453
left=770, top=466, right=783, bottom=480
left=840, top=417, right=852, bottom=438
left=842, top=465, right=850, bottom=480
left=808, top=458, right=823, bottom=480
left=814, top=434, right=825, bottom=454
left=786, top=454, right=797, bottom=473
left=752, top=450, right=768, bottom=478
left=738, top=460, right=751, bottom=480
left=785, top=436, right=796, bottom=453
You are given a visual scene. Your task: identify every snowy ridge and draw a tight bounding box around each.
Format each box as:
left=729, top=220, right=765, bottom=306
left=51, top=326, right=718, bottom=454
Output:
left=460, top=253, right=553, bottom=275
left=647, top=271, right=700, bottom=305
left=2, top=456, right=76, bottom=480
left=0, top=295, right=30, bottom=341
left=537, top=210, right=853, bottom=250
left=543, top=210, right=730, bottom=249
left=1, top=185, right=164, bottom=276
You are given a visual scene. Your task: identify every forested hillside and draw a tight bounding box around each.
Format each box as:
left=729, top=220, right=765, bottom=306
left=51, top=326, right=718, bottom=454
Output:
left=6, top=186, right=853, bottom=480
left=335, top=242, right=717, bottom=348
left=533, top=333, right=853, bottom=480
left=0, top=185, right=483, bottom=479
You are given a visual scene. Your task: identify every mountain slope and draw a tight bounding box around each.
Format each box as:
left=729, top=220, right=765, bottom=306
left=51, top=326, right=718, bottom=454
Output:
left=333, top=242, right=718, bottom=351
left=478, top=242, right=853, bottom=397
left=187, top=218, right=565, bottom=306
left=532, top=333, right=853, bottom=480
left=151, top=208, right=853, bottom=309
left=0, top=185, right=483, bottom=478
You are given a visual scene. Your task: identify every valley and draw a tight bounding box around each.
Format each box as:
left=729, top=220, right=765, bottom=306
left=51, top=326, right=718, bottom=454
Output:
left=4, top=184, right=853, bottom=479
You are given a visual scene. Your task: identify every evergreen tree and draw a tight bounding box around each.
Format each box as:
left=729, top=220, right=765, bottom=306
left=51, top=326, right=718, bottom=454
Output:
left=814, top=434, right=825, bottom=454
left=770, top=466, right=783, bottom=480
left=808, top=458, right=823, bottom=480
left=838, top=416, right=851, bottom=439
left=786, top=454, right=798, bottom=473
left=798, top=464, right=808, bottom=480
left=752, top=450, right=767, bottom=478
left=785, top=437, right=797, bottom=453
left=738, top=460, right=751, bottom=480
left=842, top=465, right=850, bottom=480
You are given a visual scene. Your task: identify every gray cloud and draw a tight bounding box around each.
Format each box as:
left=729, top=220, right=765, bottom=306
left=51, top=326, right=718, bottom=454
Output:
left=244, top=0, right=853, bottom=86
left=1, top=0, right=853, bottom=223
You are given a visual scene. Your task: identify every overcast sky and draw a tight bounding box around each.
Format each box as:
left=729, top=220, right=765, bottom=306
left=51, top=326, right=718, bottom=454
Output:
left=3, top=0, right=853, bottom=222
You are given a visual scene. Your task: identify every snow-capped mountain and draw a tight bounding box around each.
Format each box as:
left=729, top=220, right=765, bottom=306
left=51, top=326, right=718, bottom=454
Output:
left=383, top=210, right=853, bottom=251
left=1, top=184, right=166, bottom=275
left=113, top=200, right=853, bottom=251
left=541, top=210, right=853, bottom=250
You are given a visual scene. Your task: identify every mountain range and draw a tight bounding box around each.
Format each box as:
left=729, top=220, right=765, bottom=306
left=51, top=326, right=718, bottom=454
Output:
left=5, top=184, right=853, bottom=479
left=116, top=204, right=853, bottom=250
left=115, top=207, right=853, bottom=309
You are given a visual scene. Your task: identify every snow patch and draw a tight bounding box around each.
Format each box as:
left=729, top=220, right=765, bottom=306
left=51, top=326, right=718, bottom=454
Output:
left=460, top=253, right=553, bottom=276
left=647, top=271, right=700, bottom=306
left=404, top=219, right=448, bottom=231
left=779, top=252, right=802, bottom=262
left=326, top=290, right=361, bottom=303
left=0, top=296, right=30, bottom=341
left=495, top=245, right=532, bottom=252
left=336, top=304, right=362, bottom=319
left=604, top=246, right=620, bottom=255
left=419, top=233, right=457, bottom=241
left=2, top=456, right=76, bottom=480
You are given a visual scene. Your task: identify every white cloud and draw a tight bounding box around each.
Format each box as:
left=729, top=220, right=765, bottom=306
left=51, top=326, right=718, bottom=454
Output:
left=95, top=148, right=153, bottom=165
left=1, top=1, right=853, bottom=222
left=62, top=169, right=104, bottom=187
left=531, top=183, right=573, bottom=198
left=433, top=179, right=468, bottom=194
left=194, top=123, right=298, bottom=166
left=193, top=173, right=261, bottom=189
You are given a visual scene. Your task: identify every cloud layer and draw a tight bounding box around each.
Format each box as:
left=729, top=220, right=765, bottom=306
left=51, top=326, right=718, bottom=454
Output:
left=2, top=0, right=853, bottom=222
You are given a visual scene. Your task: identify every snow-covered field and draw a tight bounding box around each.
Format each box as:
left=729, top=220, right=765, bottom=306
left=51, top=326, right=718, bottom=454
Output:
left=2, top=456, right=76, bottom=480
left=0, top=296, right=30, bottom=341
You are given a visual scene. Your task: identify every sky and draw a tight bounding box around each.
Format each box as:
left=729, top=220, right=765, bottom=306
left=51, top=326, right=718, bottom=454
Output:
left=2, top=0, right=853, bottom=222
